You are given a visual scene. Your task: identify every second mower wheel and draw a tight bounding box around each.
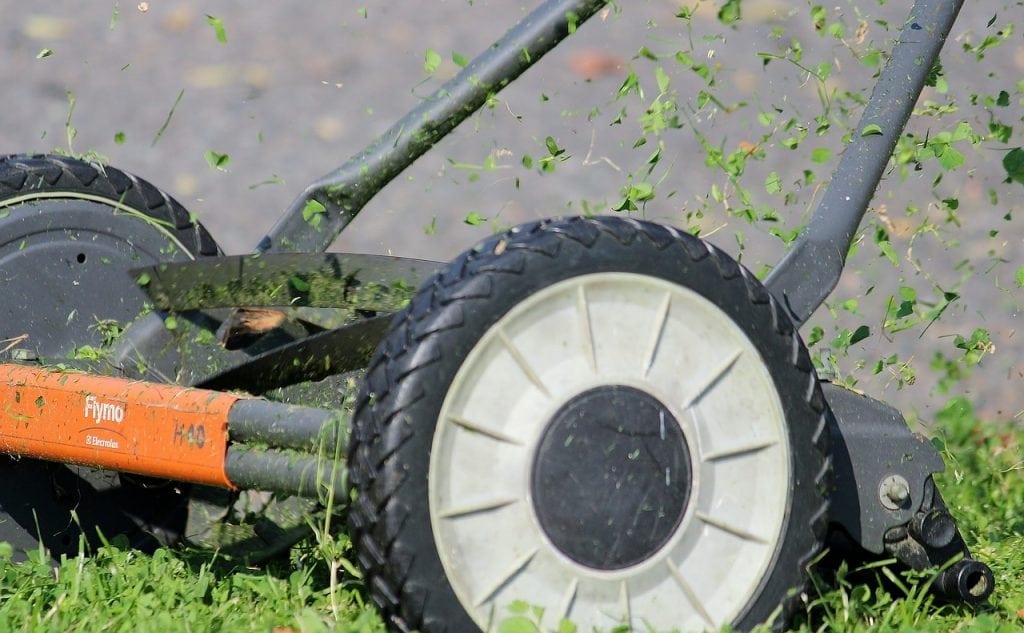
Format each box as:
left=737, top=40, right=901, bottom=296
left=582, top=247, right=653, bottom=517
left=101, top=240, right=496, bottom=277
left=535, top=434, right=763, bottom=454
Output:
left=0, top=154, right=218, bottom=558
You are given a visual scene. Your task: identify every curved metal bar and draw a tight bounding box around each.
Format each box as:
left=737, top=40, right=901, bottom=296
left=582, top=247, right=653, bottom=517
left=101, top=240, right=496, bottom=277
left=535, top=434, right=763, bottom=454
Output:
left=259, top=0, right=610, bottom=253
left=765, top=0, right=965, bottom=327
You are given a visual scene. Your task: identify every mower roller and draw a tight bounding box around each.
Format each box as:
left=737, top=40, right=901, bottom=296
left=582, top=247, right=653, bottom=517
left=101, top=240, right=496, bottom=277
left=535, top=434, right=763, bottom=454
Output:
left=0, top=0, right=995, bottom=631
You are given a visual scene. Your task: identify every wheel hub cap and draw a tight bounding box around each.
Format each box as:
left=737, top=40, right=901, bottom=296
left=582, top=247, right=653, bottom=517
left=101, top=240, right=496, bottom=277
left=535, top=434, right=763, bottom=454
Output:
left=532, top=385, right=691, bottom=570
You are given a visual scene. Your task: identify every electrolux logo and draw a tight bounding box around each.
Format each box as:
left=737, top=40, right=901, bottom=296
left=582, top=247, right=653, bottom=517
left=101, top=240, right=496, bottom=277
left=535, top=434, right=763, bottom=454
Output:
left=83, top=395, right=126, bottom=424
left=86, top=435, right=120, bottom=449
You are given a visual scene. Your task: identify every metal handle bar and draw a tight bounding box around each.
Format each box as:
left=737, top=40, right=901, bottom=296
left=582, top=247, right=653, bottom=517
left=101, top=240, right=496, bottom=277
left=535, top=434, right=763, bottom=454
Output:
left=259, top=0, right=610, bottom=254
left=765, top=0, right=965, bottom=326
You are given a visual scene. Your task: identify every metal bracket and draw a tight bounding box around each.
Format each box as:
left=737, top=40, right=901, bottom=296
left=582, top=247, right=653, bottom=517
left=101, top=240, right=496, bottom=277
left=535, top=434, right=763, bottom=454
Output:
left=823, top=382, right=944, bottom=554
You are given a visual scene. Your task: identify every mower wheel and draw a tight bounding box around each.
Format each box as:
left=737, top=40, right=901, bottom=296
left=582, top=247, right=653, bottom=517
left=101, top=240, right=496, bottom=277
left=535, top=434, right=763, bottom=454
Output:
left=348, top=216, right=831, bottom=632
left=0, top=154, right=219, bottom=558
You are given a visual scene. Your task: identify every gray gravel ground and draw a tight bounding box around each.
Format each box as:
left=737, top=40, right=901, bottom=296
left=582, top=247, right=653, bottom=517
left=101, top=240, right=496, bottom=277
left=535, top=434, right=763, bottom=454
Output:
left=1, top=1, right=1021, bottom=421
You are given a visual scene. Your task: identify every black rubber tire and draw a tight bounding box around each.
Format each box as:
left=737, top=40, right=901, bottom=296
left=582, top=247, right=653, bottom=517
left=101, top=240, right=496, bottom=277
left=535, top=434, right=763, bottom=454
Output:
left=348, top=216, right=832, bottom=632
left=0, top=153, right=219, bottom=257
left=0, top=153, right=219, bottom=558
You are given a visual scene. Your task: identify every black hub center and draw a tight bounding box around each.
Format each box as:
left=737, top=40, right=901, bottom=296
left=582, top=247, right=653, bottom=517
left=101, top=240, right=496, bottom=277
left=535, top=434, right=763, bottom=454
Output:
left=531, top=385, right=692, bottom=570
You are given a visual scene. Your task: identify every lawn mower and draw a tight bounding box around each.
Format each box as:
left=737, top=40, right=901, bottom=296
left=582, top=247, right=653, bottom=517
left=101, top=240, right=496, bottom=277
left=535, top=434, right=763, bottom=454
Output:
left=0, top=0, right=996, bottom=631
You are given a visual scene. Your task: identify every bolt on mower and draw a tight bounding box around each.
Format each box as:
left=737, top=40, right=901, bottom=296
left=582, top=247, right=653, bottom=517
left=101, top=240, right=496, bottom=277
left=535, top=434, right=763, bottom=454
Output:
left=0, top=0, right=996, bottom=631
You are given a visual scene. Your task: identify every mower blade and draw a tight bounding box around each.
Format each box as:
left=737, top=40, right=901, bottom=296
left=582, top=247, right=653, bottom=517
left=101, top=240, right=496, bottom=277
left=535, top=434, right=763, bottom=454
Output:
left=196, top=314, right=392, bottom=393
left=132, top=252, right=440, bottom=311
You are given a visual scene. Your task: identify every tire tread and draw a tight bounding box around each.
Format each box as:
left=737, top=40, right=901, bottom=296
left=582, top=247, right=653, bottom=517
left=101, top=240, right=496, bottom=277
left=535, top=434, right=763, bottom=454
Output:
left=0, top=153, right=218, bottom=256
left=349, top=216, right=831, bottom=633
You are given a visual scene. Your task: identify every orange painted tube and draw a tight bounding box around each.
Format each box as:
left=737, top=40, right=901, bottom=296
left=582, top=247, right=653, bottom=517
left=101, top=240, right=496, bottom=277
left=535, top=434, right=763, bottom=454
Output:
left=0, top=364, right=238, bottom=488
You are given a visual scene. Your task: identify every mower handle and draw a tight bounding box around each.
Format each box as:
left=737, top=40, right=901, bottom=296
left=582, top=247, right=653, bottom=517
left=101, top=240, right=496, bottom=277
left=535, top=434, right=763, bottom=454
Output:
left=258, top=0, right=610, bottom=254
left=765, top=0, right=965, bottom=327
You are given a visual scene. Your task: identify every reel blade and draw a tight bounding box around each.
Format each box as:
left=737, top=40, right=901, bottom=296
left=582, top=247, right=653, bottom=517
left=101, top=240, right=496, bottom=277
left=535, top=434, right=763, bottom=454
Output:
left=132, top=252, right=440, bottom=312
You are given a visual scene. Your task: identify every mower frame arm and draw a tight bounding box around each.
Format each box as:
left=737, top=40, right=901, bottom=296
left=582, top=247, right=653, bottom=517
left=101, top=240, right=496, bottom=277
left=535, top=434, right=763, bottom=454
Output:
left=258, top=0, right=610, bottom=254
left=765, top=0, right=965, bottom=327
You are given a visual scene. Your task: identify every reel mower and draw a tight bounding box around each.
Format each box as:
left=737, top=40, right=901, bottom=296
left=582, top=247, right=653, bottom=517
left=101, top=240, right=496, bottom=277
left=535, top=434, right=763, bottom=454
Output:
left=0, top=0, right=995, bottom=631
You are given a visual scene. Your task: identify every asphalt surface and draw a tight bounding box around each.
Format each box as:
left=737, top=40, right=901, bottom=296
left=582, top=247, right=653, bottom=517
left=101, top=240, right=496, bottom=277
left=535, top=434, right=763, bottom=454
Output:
left=1, top=1, right=1021, bottom=419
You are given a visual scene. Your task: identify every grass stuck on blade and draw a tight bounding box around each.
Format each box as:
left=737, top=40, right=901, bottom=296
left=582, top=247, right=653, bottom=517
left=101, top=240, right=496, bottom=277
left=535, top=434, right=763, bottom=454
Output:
left=0, top=398, right=1020, bottom=632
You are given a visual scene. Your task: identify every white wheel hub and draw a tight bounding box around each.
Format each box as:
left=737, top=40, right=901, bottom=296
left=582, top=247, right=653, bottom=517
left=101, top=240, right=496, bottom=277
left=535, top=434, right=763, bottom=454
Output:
left=429, top=273, right=791, bottom=632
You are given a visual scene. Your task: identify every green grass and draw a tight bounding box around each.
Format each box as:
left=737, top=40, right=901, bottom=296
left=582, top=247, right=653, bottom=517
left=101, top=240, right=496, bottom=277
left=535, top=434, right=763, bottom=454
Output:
left=0, top=533, right=384, bottom=633
left=0, top=397, right=1020, bottom=632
